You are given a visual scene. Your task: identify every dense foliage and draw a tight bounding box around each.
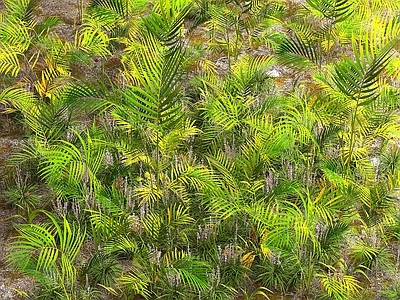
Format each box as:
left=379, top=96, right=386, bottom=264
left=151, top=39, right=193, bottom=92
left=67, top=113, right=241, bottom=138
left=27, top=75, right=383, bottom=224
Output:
left=1, top=0, right=400, bottom=299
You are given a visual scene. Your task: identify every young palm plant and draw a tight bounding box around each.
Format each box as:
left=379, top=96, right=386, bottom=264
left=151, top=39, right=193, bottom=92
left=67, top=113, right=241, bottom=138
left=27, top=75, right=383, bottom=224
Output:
left=7, top=211, right=86, bottom=299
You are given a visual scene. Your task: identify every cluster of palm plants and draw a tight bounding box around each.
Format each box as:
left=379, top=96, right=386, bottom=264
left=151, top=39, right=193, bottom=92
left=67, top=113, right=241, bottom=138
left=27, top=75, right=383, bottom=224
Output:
left=1, top=0, right=400, bottom=299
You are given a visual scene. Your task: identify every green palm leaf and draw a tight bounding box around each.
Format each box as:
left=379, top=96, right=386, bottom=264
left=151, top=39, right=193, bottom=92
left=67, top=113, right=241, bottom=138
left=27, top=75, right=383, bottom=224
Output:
left=62, top=81, right=114, bottom=115
left=76, top=17, right=112, bottom=57
left=226, top=55, right=275, bottom=98
left=0, top=20, right=32, bottom=51
left=88, top=0, right=130, bottom=17
left=306, top=0, right=354, bottom=23
left=319, top=267, right=361, bottom=300
left=169, top=259, right=210, bottom=292
left=0, top=45, right=22, bottom=76
left=332, top=40, right=395, bottom=105
left=3, top=0, right=39, bottom=23
left=277, top=32, right=322, bottom=68
left=119, top=34, right=185, bottom=130
left=143, top=0, right=192, bottom=46
left=88, top=210, right=133, bottom=246
left=40, top=131, right=105, bottom=197
left=117, top=269, right=151, bottom=298
left=7, top=211, right=86, bottom=285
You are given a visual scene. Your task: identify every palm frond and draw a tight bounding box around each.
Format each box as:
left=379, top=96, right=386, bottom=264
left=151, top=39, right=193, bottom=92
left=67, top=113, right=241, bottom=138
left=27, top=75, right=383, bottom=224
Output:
left=249, top=201, right=296, bottom=249
left=88, top=207, right=134, bottom=247
left=331, top=39, right=395, bottom=106
left=206, top=151, right=238, bottom=191
left=61, top=81, right=114, bottom=115
left=143, top=0, right=192, bottom=46
left=318, top=263, right=361, bottom=300
left=0, top=88, right=56, bottom=139
left=87, top=6, right=124, bottom=33
left=0, top=45, right=22, bottom=76
left=119, top=34, right=185, bottom=130
left=168, top=258, right=210, bottom=292
left=226, top=55, right=275, bottom=98
left=158, top=119, right=201, bottom=156
left=353, top=0, right=400, bottom=20
left=118, top=271, right=151, bottom=299
left=357, top=182, right=397, bottom=226
left=7, top=211, right=86, bottom=285
left=203, top=190, right=243, bottom=220
left=364, top=15, right=400, bottom=54
left=35, top=16, right=62, bottom=36
left=279, top=96, right=317, bottom=147
left=0, top=20, right=32, bottom=51
left=3, top=0, right=39, bottom=23
left=88, top=0, right=130, bottom=17
left=171, top=163, right=218, bottom=193
left=203, top=94, right=244, bottom=131
left=277, top=32, right=322, bottom=68
left=40, top=131, right=105, bottom=195
left=306, top=0, right=354, bottom=24
left=141, top=211, right=164, bottom=240
left=76, top=16, right=112, bottom=57
left=318, top=222, right=349, bottom=261
left=350, top=239, right=393, bottom=270
left=82, top=251, right=122, bottom=287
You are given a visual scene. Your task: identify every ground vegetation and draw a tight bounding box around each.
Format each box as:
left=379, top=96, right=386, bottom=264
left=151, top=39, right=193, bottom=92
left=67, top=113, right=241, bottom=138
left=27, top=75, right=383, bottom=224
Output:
left=0, top=0, right=400, bottom=299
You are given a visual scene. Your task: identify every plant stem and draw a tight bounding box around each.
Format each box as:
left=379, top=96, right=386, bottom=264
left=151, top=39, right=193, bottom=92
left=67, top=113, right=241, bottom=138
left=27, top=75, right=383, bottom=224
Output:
left=347, top=97, right=360, bottom=175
